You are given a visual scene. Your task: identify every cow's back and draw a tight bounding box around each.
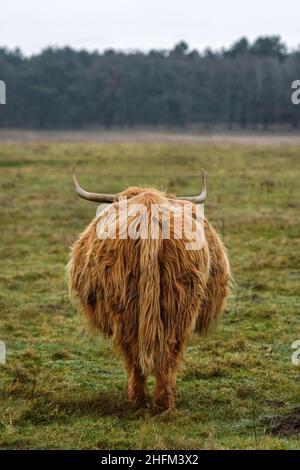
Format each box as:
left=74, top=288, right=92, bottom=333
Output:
left=68, top=187, right=225, bottom=373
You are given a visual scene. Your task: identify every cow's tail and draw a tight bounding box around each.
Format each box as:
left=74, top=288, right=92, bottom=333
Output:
left=138, top=220, right=164, bottom=376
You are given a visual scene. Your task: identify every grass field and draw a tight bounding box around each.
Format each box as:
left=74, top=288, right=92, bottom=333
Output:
left=0, top=139, right=299, bottom=449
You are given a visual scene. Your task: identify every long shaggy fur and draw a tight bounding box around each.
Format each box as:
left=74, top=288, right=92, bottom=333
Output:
left=68, top=187, right=231, bottom=412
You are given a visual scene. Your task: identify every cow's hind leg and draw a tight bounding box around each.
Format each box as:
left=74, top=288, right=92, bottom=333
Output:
left=113, top=316, right=148, bottom=407
left=126, top=361, right=148, bottom=407
left=151, top=367, right=177, bottom=413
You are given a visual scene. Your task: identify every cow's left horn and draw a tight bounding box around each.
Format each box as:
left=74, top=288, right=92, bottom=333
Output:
left=72, top=165, right=116, bottom=203
left=176, top=169, right=206, bottom=204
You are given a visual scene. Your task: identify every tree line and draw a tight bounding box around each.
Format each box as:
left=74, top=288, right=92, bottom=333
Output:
left=0, top=36, right=299, bottom=129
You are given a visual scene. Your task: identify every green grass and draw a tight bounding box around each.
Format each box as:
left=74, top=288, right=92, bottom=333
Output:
left=0, top=140, right=299, bottom=449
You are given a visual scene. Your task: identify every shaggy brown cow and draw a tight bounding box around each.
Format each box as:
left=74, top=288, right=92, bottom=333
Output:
left=68, top=168, right=231, bottom=412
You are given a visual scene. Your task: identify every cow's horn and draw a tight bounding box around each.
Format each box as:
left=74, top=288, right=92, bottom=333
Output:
left=72, top=165, right=115, bottom=203
left=176, top=169, right=206, bottom=204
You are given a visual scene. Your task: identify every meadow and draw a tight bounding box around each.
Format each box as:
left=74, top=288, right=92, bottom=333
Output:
left=0, top=137, right=299, bottom=449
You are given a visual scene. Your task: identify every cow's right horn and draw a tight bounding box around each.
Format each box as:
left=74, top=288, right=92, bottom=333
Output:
left=176, top=169, right=207, bottom=204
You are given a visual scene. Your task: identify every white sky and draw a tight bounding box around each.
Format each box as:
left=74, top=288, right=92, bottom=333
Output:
left=1, top=0, right=299, bottom=55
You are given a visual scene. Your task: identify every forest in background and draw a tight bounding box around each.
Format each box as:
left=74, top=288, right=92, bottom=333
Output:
left=0, top=36, right=300, bottom=129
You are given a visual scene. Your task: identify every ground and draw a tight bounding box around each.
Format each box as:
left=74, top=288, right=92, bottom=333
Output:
left=0, top=134, right=299, bottom=449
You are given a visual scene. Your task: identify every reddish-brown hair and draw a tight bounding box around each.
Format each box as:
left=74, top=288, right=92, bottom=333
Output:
left=68, top=187, right=231, bottom=412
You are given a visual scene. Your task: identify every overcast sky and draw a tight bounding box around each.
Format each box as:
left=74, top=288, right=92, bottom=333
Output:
left=1, top=0, right=299, bottom=55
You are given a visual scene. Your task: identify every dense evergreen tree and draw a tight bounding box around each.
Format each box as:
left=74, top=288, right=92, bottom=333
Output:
left=0, top=37, right=299, bottom=129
